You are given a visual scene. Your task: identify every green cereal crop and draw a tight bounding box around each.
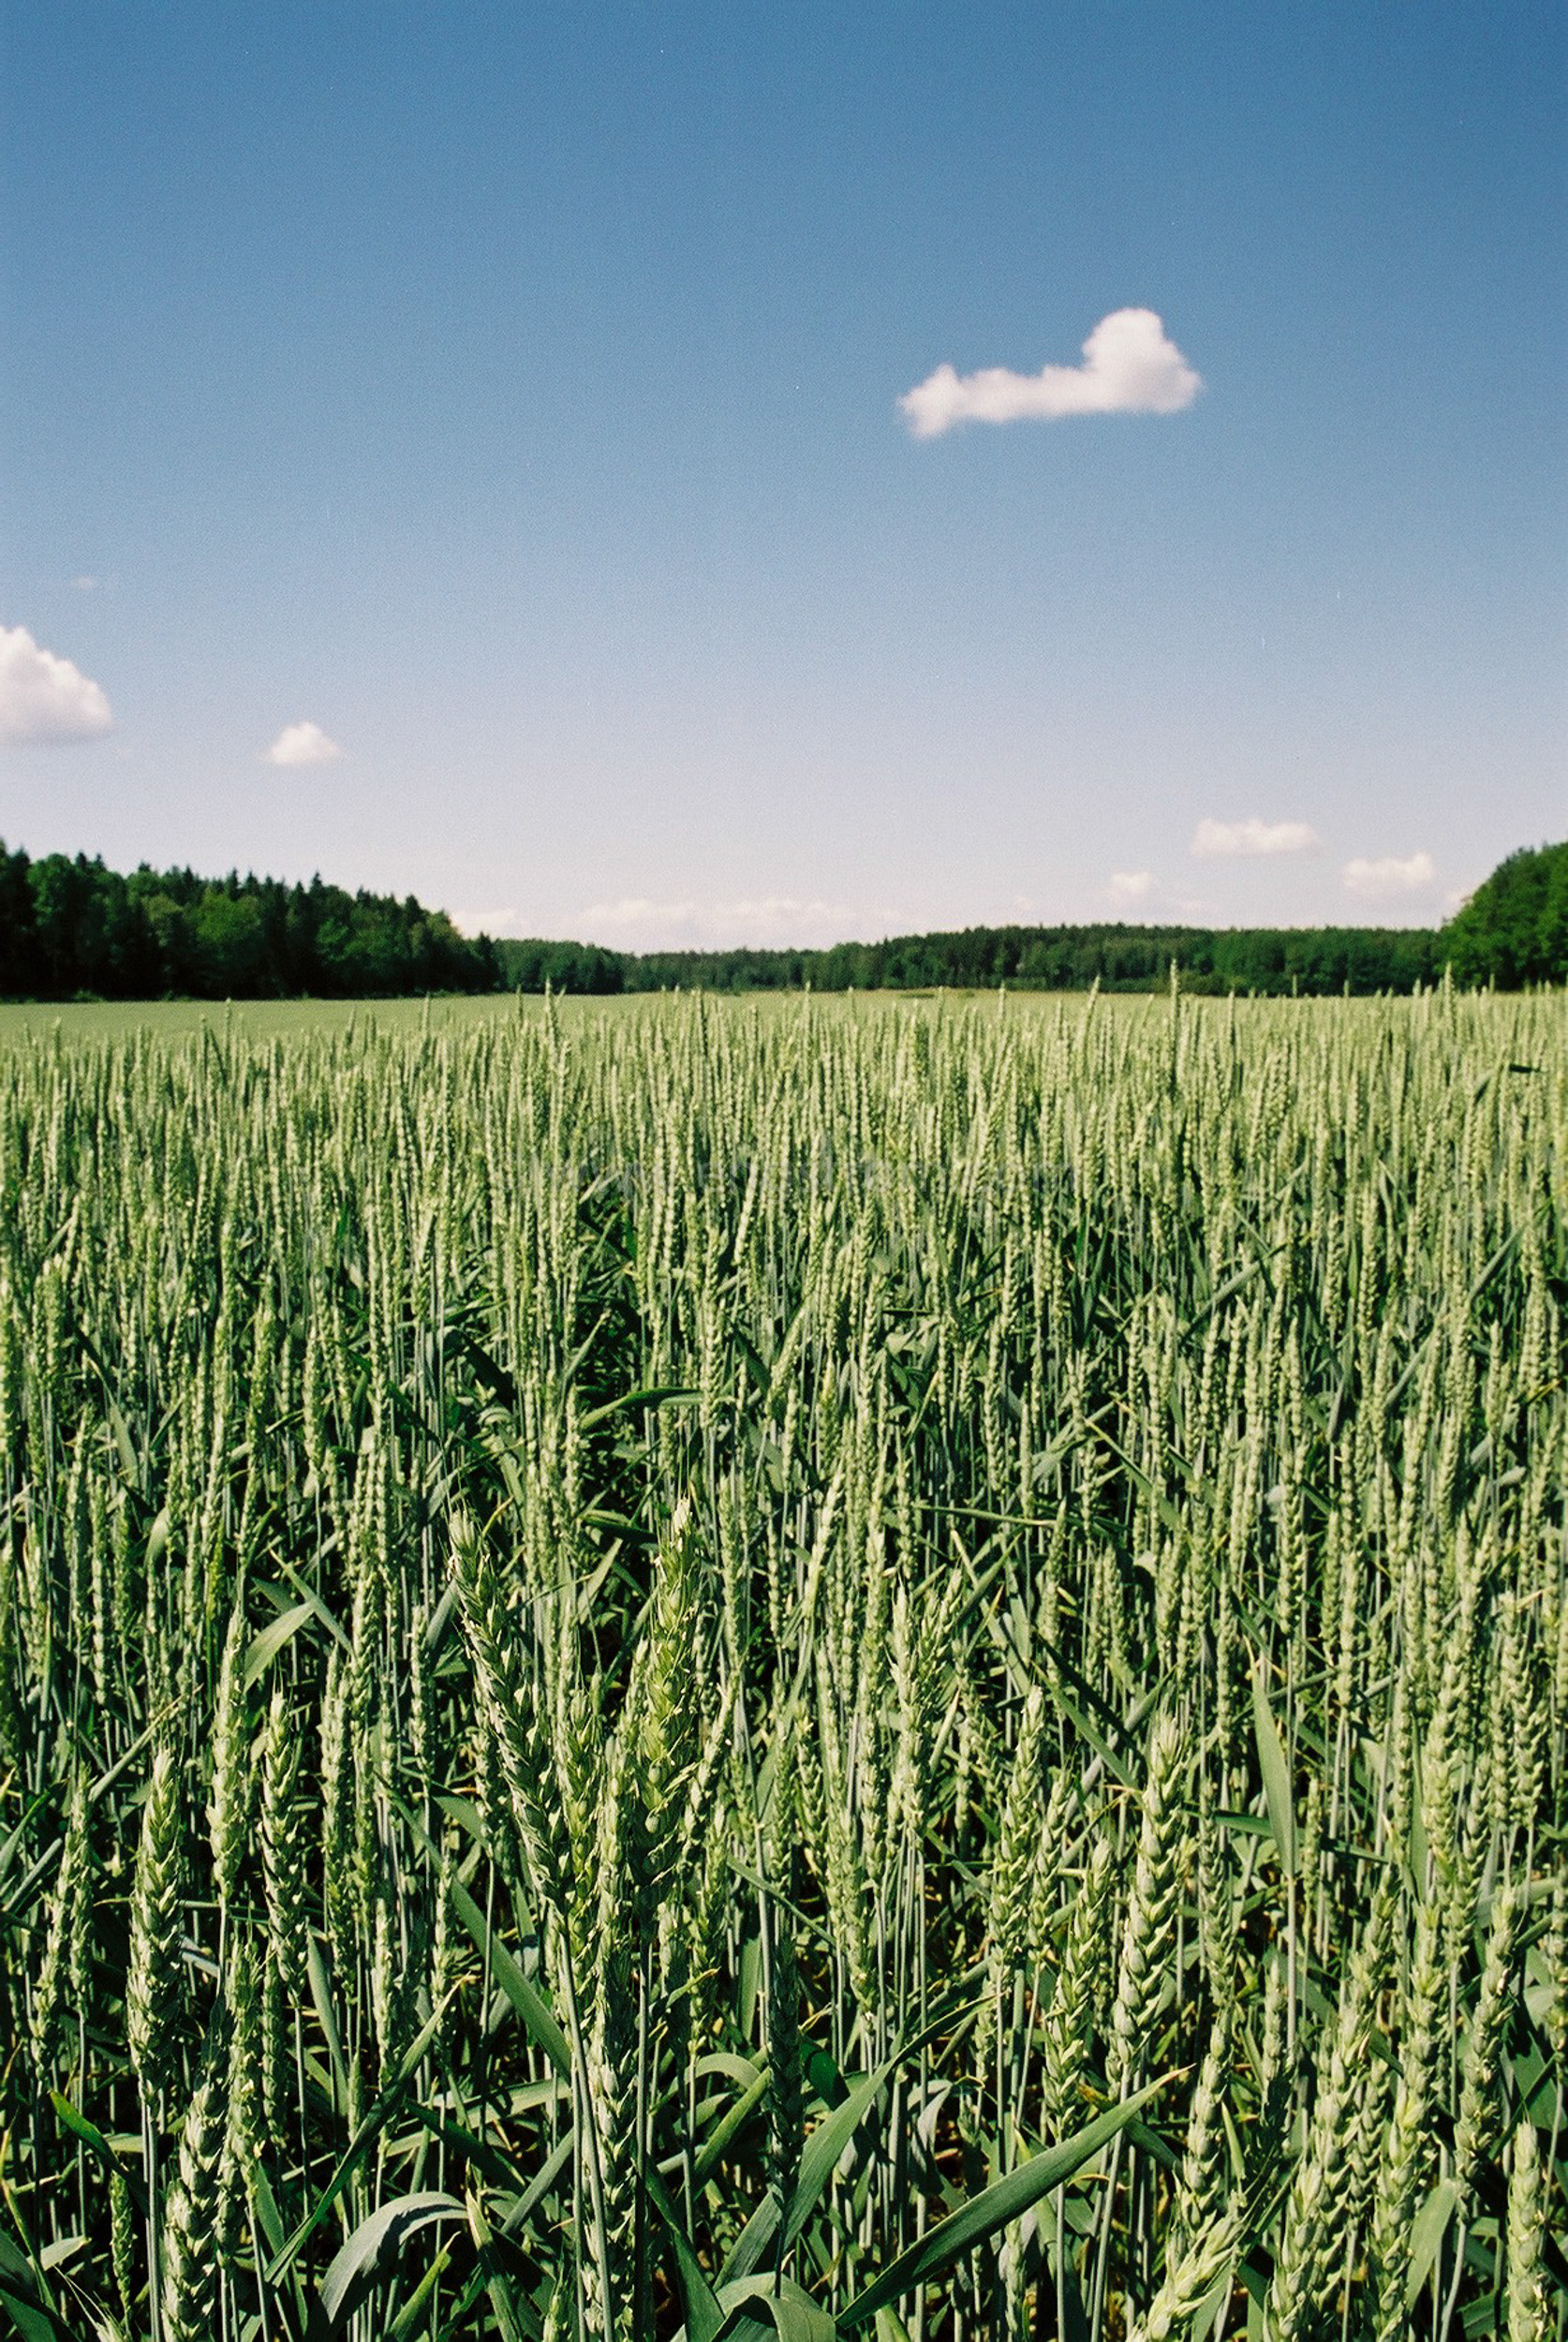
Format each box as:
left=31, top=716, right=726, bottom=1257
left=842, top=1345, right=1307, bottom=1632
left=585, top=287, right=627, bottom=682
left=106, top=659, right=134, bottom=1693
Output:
left=0, top=983, right=1562, bottom=2337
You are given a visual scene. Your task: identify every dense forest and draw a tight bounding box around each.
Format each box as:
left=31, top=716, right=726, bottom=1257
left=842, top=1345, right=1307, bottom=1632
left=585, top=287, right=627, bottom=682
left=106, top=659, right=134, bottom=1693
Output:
left=2, top=836, right=1564, bottom=1000
left=609, top=921, right=1442, bottom=996
left=0, top=844, right=500, bottom=1000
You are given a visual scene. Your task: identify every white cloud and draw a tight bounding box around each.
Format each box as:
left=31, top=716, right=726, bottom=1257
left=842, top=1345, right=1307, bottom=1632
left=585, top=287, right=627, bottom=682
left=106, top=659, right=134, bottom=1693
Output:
left=1107, top=869, right=1154, bottom=907
left=265, top=719, right=343, bottom=767
left=721, top=896, right=852, bottom=941
left=900, top=308, right=1202, bottom=439
left=576, top=895, right=856, bottom=951
left=1191, top=816, right=1319, bottom=859
left=578, top=897, right=698, bottom=941
left=1343, top=851, right=1436, bottom=900
left=0, top=623, right=113, bottom=745
left=451, top=907, right=519, bottom=939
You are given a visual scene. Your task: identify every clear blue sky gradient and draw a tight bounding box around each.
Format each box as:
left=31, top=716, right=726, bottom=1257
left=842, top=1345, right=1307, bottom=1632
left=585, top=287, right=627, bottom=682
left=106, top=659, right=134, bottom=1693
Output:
left=3, top=2, right=1564, bottom=946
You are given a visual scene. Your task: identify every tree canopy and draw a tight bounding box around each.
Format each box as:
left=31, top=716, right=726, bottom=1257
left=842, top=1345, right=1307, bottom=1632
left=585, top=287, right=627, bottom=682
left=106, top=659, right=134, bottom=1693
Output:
left=1441, top=840, right=1568, bottom=988
left=0, top=845, right=499, bottom=1001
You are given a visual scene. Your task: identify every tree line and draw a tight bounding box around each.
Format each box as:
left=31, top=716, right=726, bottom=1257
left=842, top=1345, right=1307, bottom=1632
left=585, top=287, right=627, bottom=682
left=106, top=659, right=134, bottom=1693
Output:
left=0, top=845, right=501, bottom=1000
left=2, top=835, right=1562, bottom=1000
left=612, top=922, right=1442, bottom=996
left=505, top=840, right=1566, bottom=994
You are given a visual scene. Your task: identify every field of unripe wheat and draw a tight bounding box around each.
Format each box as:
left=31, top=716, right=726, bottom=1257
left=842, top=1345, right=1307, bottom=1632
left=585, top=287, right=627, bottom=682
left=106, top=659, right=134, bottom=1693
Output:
left=1, top=986, right=1563, bottom=2341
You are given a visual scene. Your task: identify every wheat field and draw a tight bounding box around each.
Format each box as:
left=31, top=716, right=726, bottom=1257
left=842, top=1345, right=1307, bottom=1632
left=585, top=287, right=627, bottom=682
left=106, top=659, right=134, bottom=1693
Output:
left=1, top=985, right=1563, bottom=2341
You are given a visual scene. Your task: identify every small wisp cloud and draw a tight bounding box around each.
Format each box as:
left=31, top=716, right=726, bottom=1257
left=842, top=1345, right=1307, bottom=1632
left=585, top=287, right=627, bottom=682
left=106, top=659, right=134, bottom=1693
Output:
left=265, top=720, right=343, bottom=767
left=1107, top=870, right=1154, bottom=907
left=1191, top=817, right=1319, bottom=859
left=578, top=895, right=854, bottom=951
left=451, top=908, right=519, bottom=939
left=900, top=308, right=1201, bottom=439
left=0, top=622, right=113, bottom=745
left=1343, top=851, right=1436, bottom=899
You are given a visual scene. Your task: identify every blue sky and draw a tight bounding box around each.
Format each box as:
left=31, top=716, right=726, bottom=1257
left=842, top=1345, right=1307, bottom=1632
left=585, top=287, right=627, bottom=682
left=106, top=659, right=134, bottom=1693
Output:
left=2, top=2, right=1563, bottom=948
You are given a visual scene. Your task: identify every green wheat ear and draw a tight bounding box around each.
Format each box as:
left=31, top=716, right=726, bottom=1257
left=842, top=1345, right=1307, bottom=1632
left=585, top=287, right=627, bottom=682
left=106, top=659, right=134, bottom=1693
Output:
left=158, top=2015, right=230, bottom=2342
left=1106, top=1710, right=1187, bottom=2097
left=1506, top=2117, right=1548, bottom=2342
left=451, top=1519, right=570, bottom=1924
left=126, top=1742, right=185, bottom=2109
left=206, top=1594, right=250, bottom=1916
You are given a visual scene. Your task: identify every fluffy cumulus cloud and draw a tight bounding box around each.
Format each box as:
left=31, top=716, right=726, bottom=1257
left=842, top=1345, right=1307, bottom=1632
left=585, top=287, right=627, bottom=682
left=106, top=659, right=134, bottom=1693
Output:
left=0, top=623, right=113, bottom=745
left=1107, top=869, right=1153, bottom=907
left=900, top=308, right=1201, bottom=439
left=265, top=719, right=343, bottom=767
left=1343, top=851, right=1436, bottom=899
left=1191, top=817, right=1319, bottom=859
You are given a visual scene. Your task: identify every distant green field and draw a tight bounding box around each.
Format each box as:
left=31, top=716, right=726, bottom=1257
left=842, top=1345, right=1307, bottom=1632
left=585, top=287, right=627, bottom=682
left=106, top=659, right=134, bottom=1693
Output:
left=0, top=986, right=1064, bottom=1047
left=0, top=983, right=1386, bottom=1047
left=0, top=993, right=531, bottom=1042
